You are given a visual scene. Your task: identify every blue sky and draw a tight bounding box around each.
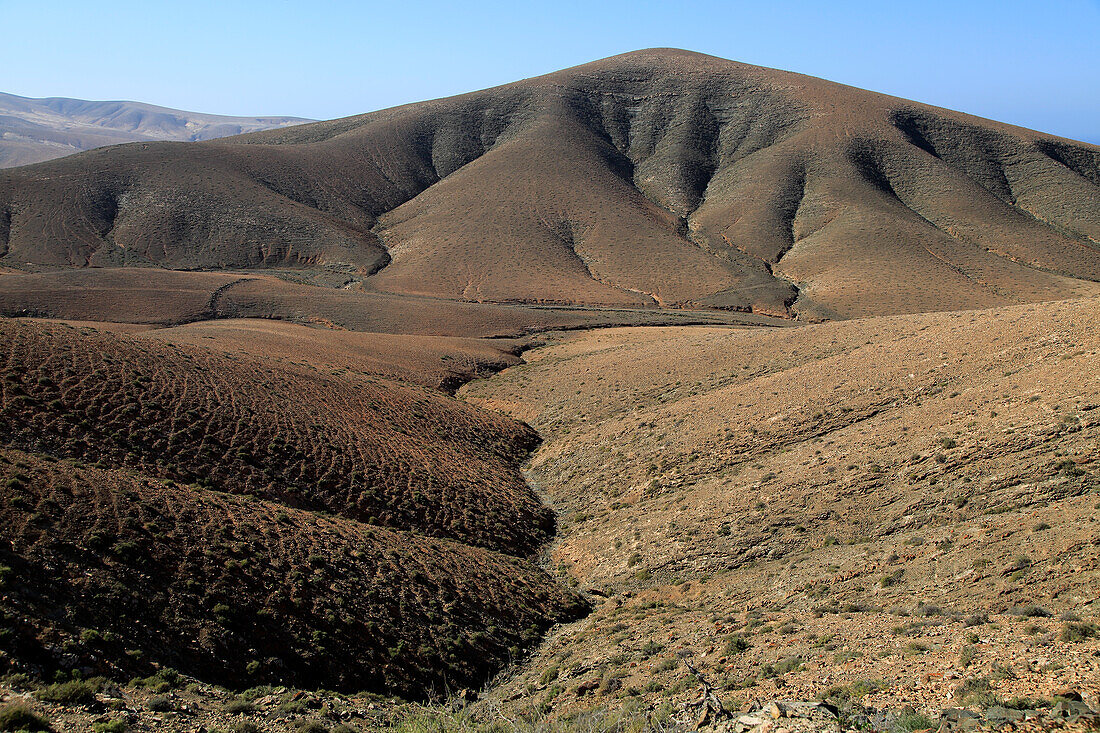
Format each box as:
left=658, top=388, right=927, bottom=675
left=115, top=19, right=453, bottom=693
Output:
left=2, top=0, right=1097, bottom=143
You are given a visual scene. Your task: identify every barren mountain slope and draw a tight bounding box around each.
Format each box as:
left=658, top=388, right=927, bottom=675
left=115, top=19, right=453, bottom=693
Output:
left=0, top=447, right=585, bottom=696
left=2, top=50, right=1098, bottom=318
left=0, top=318, right=592, bottom=695
left=0, top=319, right=551, bottom=554
left=0, top=91, right=310, bottom=168
left=460, top=296, right=1100, bottom=719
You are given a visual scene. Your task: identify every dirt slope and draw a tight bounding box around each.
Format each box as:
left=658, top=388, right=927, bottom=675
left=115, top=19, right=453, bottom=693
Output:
left=0, top=318, right=592, bottom=695
left=461, top=295, right=1100, bottom=718
left=0, top=319, right=550, bottom=554
left=2, top=49, right=1098, bottom=318
left=0, top=268, right=785, bottom=336
left=0, top=447, right=585, bottom=696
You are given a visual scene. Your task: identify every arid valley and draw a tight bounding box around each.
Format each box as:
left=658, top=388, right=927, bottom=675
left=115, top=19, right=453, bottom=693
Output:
left=0, top=45, right=1098, bottom=733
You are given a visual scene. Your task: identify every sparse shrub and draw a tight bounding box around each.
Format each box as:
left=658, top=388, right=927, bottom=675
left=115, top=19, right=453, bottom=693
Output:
left=221, top=699, right=255, bottom=715
left=0, top=673, right=34, bottom=691
left=725, top=636, right=750, bottom=655
left=762, top=655, right=802, bottom=677
left=1062, top=621, right=1099, bottom=642
left=954, top=677, right=999, bottom=708
left=0, top=703, right=50, bottom=732
left=1012, top=605, right=1050, bottom=618
left=892, top=713, right=936, bottom=732
left=146, top=696, right=172, bottom=712
left=92, top=722, right=125, bottom=733
left=1003, top=697, right=1051, bottom=710
left=818, top=679, right=886, bottom=703
left=35, top=678, right=102, bottom=705
left=880, top=569, right=904, bottom=588
left=296, top=722, right=328, bottom=733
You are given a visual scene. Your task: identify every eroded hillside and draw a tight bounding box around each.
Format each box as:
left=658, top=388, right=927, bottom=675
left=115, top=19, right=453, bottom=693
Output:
left=2, top=49, right=1099, bottom=319
left=0, top=319, right=588, bottom=696
left=460, top=296, right=1100, bottom=719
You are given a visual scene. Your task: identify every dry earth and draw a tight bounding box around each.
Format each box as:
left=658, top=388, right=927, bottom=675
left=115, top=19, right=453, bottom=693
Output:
left=456, top=296, right=1100, bottom=728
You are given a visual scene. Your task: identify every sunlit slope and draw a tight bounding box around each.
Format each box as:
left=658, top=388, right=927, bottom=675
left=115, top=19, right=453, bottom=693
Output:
left=1, top=49, right=1097, bottom=317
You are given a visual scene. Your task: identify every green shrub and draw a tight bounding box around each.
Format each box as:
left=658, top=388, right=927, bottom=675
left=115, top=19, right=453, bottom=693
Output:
left=221, top=699, right=255, bottom=715
left=34, top=678, right=102, bottom=705
left=892, top=713, right=936, bottom=732
left=819, top=679, right=887, bottom=703
left=954, top=677, right=999, bottom=708
left=0, top=703, right=50, bottom=732
left=92, top=722, right=125, bottom=733
left=725, top=636, right=750, bottom=654
left=130, top=667, right=181, bottom=693
left=1003, top=697, right=1051, bottom=710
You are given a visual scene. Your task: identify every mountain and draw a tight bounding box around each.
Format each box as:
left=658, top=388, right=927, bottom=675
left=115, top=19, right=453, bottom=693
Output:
left=0, top=91, right=311, bottom=168
left=1, top=49, right=1098, bottom=320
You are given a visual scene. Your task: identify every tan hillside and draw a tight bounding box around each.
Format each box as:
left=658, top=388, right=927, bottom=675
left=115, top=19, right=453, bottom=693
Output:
left=460, top=295, right=1100, bottom=721
left=1, top=49, right=1098, bottom=318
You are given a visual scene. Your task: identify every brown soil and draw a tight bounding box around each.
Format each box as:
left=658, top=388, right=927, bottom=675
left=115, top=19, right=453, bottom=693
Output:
left=0, top=318, right=592, bottom=697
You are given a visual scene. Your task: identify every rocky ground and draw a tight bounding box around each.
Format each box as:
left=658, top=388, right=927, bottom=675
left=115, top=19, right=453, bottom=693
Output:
left=456, top=297, right=1100, bottom=730
left=2, top=297, right=1099, bottom=731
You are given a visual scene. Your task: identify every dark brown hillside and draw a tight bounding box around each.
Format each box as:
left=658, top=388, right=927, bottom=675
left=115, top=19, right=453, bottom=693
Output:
left=0, top=319, right=549, bottom=555
left=2, top=49, right=1098, bottom=318
left=0, top=447, right=586, bottom=695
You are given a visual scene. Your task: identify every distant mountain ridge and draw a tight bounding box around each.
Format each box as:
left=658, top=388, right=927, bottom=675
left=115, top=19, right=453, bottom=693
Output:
left=0, top=91, right=312, bottom=167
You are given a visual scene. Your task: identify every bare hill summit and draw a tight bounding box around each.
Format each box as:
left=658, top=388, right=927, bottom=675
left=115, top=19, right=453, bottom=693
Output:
left=2, top=49, right=1098, bottom=319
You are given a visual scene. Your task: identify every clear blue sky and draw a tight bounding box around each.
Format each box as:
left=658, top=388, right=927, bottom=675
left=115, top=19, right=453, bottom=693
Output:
left=2, top=0, right=1097, bottom=143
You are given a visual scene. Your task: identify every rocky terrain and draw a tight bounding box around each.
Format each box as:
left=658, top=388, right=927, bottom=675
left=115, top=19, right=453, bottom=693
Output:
left=0, top=48, right=1098, bottom=733
left=454, top=296, right=1100, bottom=730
